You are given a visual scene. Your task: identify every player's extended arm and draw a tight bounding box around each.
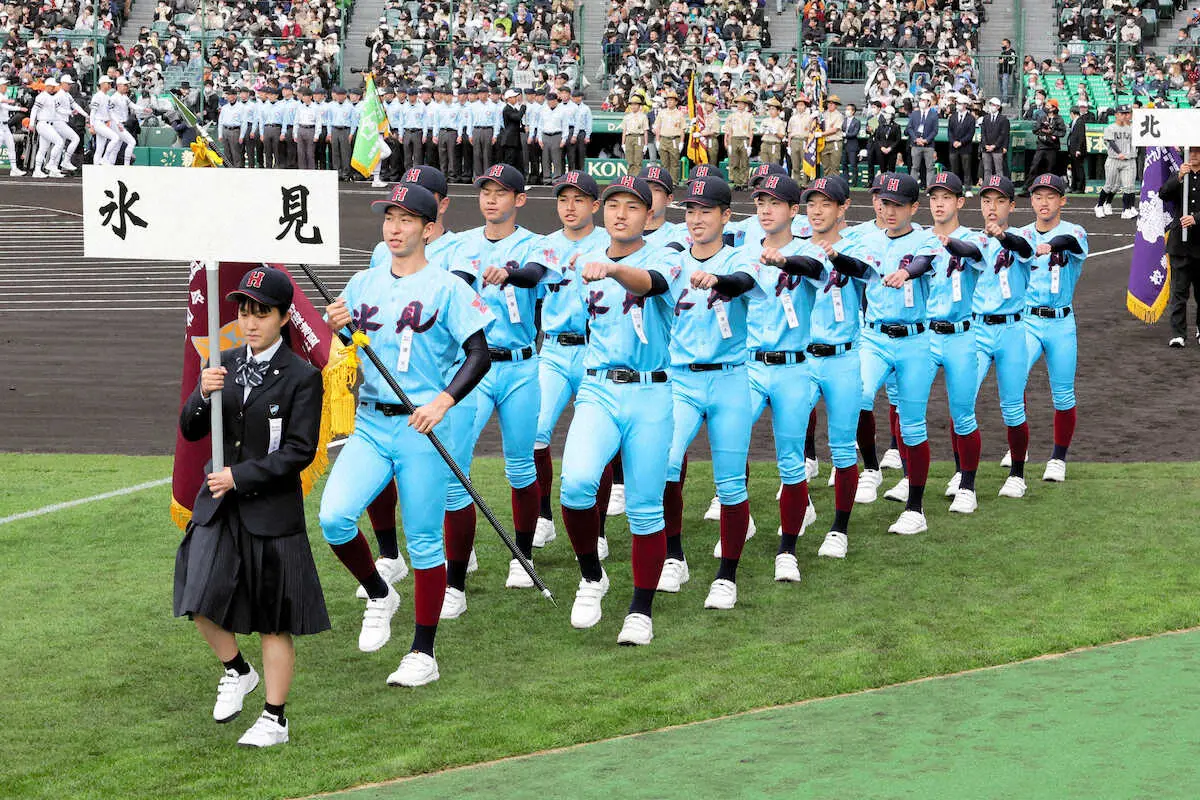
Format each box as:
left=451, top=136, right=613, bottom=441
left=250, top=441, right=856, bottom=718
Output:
left=499, top=262, right=547, bottom=288
left=900, top=254, right=934, bottom=279
left=829, top=252, right=872, bottom=278
left=777, top=255, right=826, bottom=279
left=1046, top=234, right=1083, bottom=254
left=942, top=237, right=983, bottom=261
left=710, top=271, right=757, bottom=297
left=611, top=264, right=663, bottom=296
left=997, top=230, right=1033, bottom=258
left=444, top=330, right=491, bottom=402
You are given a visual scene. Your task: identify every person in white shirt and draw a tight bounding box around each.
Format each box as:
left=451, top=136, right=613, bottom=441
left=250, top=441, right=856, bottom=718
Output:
left=52, top=74, right=87, bottom=172
left=107, top=76, right=148, bottom=165
left=0, top=75, right=28, bottom=176
left=29, top=78, right=66, bottom=178
left=89, top=75, right=120, bottom=166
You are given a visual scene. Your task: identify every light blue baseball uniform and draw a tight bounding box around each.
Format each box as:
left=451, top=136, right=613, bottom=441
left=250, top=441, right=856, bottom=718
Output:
left=926, top=226, right=988, bottom=436
left=727, top=213, right=813, bottom=248
left=1020, top=219, right=1088, bottom=411
left=644, top=220, right=689, bottom=251
left=973, top=229, right=1033, bottom=427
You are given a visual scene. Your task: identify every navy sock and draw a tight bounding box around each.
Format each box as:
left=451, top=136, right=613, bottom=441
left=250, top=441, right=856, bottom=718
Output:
left=716, top=557, right=739, bottom=582
left=411, top=624, right=437, bottom=656
left=832, top=509, right=851, bottom=533
left=515, top=531, right=535, bottom=560
left=666, top=534, right=685, bottom=560
left=629, top=587, right=655, bottom=617
left=222, top=652, right=250, bottom=676
left=374, top=527, right=399, bottom=560
left=446, top=560, right=468, bottom=591
left=960, top=470, right=977, bottom=492
left=264, top=702, right=286, bottom=725
left=906, top=483, right=926, bottom=513
left=778, top=533, right=799, bottom=555
left=578, top=552, right=603, bottom=583
left=1052, top=444, right=1069, bottom=461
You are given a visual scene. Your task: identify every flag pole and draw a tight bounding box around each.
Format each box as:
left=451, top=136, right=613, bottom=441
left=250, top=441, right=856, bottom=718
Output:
left=204, top=260, right=224, bottom=471
left=1184, top=147, right=1190, bottom=243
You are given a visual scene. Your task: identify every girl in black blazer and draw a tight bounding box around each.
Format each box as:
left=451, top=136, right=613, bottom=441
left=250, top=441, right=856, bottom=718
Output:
left=174, top=265, right=328, bottom=748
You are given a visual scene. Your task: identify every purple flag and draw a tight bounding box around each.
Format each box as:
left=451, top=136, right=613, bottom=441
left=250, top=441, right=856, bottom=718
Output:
left=1127, top=146, right=1182, bottom=322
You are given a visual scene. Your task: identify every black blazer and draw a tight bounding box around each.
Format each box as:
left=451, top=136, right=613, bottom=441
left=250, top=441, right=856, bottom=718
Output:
left=180, top=344, right=323, bottom=537
left=948, top=112, right=976, bottom=151
left=873, top=121, right=901, bottom=151
left=1066, top=118, right=1087, bottom=154
left=1161, top=172, right=1200, bottom=258
left=981, top=113, right=1010, bottom=151
left=500, top=104, right=524, bottom=146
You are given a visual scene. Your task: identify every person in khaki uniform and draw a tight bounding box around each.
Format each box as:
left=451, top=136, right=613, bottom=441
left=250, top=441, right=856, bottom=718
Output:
left=654, top=89, right=688, bottom=183
left=820, top=95, right=845, bottom=178
left=787, top=95, right=815, bottom=185
left=619, top=93, right=650, bottom=175
left=698, top=93, right=721, bottom=168
left=724, top=94, right=755, bottom=189
left=758, top=97, right=786, bottom=166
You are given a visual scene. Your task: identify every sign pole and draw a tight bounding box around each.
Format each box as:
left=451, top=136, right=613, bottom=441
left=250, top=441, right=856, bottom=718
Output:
left=205, top=259, right=224, bottom=471
left=1184, top=147, right=1190, bottom=243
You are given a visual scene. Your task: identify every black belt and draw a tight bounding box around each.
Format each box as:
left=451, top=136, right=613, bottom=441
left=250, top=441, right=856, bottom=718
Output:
left=930, top=319, right=971, bottom=335
left=361, top=400, right=409, bottom=417
left=807, top=342, right=853, bottom=357
left=687, top=362, right=740, bottom=372
left=437, top=129, right=457, bottom=134
left=404, top=128, right=422, bottom=132
left=868, top=321, right=926, bottom=338
left=264, top=123, right=282, bottom=128
left=752, top=350, right=806, bottom=365
left=332, top=126, right=349, bottom=130
left=298, top=124, right=315, bottom=129
left=553, top=333, right=586, bottom=346
left=473, top=126, right=493, bottom=130
left=586, top=368, right=668, bottom=384
left=979, top=312, right=1021, bottom=325
left=489, top=346, right=534, bottom=361
left=542, top=131, right=562, bottom=136
left=223, top=125, right=240, bottom=130
left=1028, top=305, right=1071, bottom=319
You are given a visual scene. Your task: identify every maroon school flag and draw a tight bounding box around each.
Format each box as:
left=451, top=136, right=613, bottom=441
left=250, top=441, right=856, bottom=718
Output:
left=1127, top=146, right=1182, bottom=323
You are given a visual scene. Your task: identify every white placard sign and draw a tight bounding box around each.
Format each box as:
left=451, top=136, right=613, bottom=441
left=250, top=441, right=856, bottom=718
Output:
left=1131, top=109, right=1200, bottom=147
left=83, top=166, right=340, bottom=264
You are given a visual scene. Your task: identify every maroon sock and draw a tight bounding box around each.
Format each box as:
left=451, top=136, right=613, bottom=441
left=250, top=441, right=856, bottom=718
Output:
left=718, top=500, right=751, bottom=561
left=958, top=430, right=982, bottom=472
left=835, top=465, right=858, bottom=511
left=596, top=462, right=614, bottom=533
left=906, top=440, right=931, bottom=488
left=330, top=531, right=386, bottom=597
left=1053, top=408, right=1077, bottom=450
left=1008, top=423, right=1030, bottom=464
left=950, top=429, right=960, bottom=466
left=512, top=483, right=540, bottom=534
left=534, top=447, right=554, bottom=517
left=562, top=504, right=600, bottom=555
left=443, top=506, right=476, bottom=562
left=663, top=480, right=684, bottom=539
left=632, top=530, right=666, bottom=589
left=366, top=479, right=397, bottom=532
left=779, top=481, right=810, bottom=536
left=412, top=565, right=445, bottom=627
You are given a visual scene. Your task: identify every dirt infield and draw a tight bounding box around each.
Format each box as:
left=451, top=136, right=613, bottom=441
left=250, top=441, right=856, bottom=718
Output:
left=0, top=177, right=1195, bottom=461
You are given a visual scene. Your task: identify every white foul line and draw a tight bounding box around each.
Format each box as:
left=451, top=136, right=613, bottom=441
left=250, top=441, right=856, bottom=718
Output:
left=0, top=477, right=172, bottom=526
left=1091, top=244, right=1135, bottom=257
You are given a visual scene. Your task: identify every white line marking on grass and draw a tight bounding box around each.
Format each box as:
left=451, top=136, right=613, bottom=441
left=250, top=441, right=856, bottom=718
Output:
left=1091, top=244, right=1135, bottom=257
left=0, top=477, right=171, bottom=526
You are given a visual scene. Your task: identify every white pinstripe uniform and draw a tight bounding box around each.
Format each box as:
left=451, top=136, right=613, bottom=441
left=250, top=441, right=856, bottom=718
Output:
left=0, top=81, right=22, bottom=174
left=89, top=82, right=119, bottom=163
left=29, top=88, right=65, bottom=173
left=51, top=84, right=86, bottom=170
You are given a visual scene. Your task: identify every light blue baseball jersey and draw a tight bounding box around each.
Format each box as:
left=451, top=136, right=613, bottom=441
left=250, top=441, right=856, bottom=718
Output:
left=925, top=225, right=987, bottom=323
left=727, top=213, right=813, bottom=248
left=370, top=230, right=461, bottom=271
left=1019, top=219, right=1088, bottom=308
left=455, top=226, right=560, bottom=350
left=644, top=220, right=689, bottom=250
left=743, top=236, right=818, bottom=351
left=665, top=245, right=768, bottom=366
left=537, top=226, right=612, bottom=336
left=806, top=235, right=868, bottom=344
left=973, top=230, right=1033, bottom=316
left=857, top=225, right=940, bottom=325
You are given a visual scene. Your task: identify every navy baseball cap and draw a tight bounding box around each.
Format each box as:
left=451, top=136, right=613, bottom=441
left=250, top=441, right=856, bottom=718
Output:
left=869, top=172, right=890, bottom=194
left=827, top=174, right=852, bottom=196
left=749, top=162, right=788, bottom=187
left=753, top=174, right=802, bottom=205
left=1029, top=173, right=1067, bottom=196
left=801, top=175, right=849, bottom=204
left=406, top=87, right=418, bottom=96
left=227, top=266, right=294, bottom=310
left=554, top=170, right=600, bottom=199
left=980, top=174, right=1016, bottom=200
left=474, top=163, right=525, bottom=193
left=691, top=164, right=727, bottom=180
left=399, top=165, right=449, bottom=197
left=682, top=177, right=733, bottom=208
left=600, top=175, right=653, bottom=208
left=371, top=183, right=439, bottom=223
left=927, top=171, right=964, bottom=196
left=876, top=173, right=920, bottom=205
left=638, top=164, right=675, bottom=194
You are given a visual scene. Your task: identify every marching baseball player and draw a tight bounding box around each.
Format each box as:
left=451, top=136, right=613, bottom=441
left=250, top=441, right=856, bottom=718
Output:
left=88, top=76, right=119, bottom=167
left=107, top=77, right=148, bottom=166
left=0, top=76, right=27, bottom=176
left=1094, top=105, right=1137, bottom=219
left=51, top=74, right=86, bottom=172
left=640, top=164, right=688, bottom=250
left=532, top=172, right=610, bottom=550
left=557, top=175, right=674, bottom=644
left=28, top=78, right=65, bottom=178
left=320, top=183, right=495, bottom=687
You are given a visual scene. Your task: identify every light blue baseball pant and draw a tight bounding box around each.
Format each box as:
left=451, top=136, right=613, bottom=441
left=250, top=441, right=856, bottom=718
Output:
left=471, top=356, right=541, bottom=489
left=929, top=328, right=980, bottom=436
left=319, top=406, right=451, bottom=569
left=444, top=390, right=480, bottom=512
left=666, top=365, right=753, bottom=505
left=535, top=339, right=586, bottom=446
left=807, top=348, right=863, bottom=468
left=885, top=372, right=900, bottom=407
left=560, top=377, right=674, bottom=534
left=1024, top=314, right=1077, bottom=411
left=859, top=328, right=935, bottom=446
left=748, top=360, right=815, bottom=485
left=975, top=320, right=1029, bottom=426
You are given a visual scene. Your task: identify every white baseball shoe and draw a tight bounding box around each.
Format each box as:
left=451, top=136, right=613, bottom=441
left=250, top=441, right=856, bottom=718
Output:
left=505, top=558, right=535, bottom=589
left=467, top=548, right=478, bottom=573
left=237, top=711, right=288, bottom=748
left=998, top=476, right=1027, bottom=498
left=880, top=448, right=903, bottom=470
left=533, top=516, right=557, bottom=548
left=386, top=651, right=440, bottom=687
left=806, top=457, right=820, bottom=481
left=31, top=169, right=48, bottom=179
left=945, top=472, right=961, bottom=498
left=855, top=469, right=883, bottom=504
left=1121, top=207, right=1139, bottom=220
left=1042, top=459, right=1067, bottom=482
left=774, top=553, right=802, bottom=582
left=607, top=484, right=626, bottom=515
left=358, top=585, right=401, bottom=652
left=617, top=613, right=653, bottom=646
left=827, top=469, right=837, bottom=487
left=1101, top=203, right=1113, bottom=217
left=817, top=531, right=848, bottom=558
left=803, top=501, right=817, bottom=532
left=9, top=167, right=25, bottom=177
left=703, top=578, right=738, bottom=609
left=949, top=489, right=978, bottom=514
left=570, top=570, right=610, bottom=629
left=1169, top=337, right=1186, bottom=348
left=46, top=168, right=64, bottom=178
left=888, top=510, right=928, bottom=535
left=597, top=535, right=610, bottom=560
left=884, top=477, right=910, bottom=503
left=1001, top=449, right=1013, bottom=467
left=371, top=176, right=388, bottom=188
left=356, top=555, right=409, bottom=599
left=440, top=587, right=467, bottom=620
left=213, top=665, right=259, bottom=723
left=713, top=515, right=756, bottom=557
left=1093, top=204, right=1106, bottom=218
left=59, top=161, right=77, bottom=172
left=702, top=495, right=721, bottom=521
left=656, top=558, right=690, bottom=592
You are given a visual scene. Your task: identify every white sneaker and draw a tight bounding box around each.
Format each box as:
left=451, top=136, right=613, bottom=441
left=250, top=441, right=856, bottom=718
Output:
left=237, top=711, right=288, bottom=747
left=570, top=570, right=610, bottom=629
left=806, top=457, right=820, bottom=481
left=440, top=586, right=467, bottom=620
left=607, top=484, right=626, bottom=515
left=31, top=169, right=48, bottom=179
left=371, top=177, right=388, bottom=188
left=505, top=557, right=535, bottom=589
left=59, top=161, right=77, bottom=172
left=702, top=495, right=721, bottom=521
left=855, top=469, right=883, bottom=504
left=998, top=475, right=1027, bottom=498
left=1121, top=207, right=1139, bottom=220
left=46, top=168, right=64, bottom=178
left=949, top=489, right=978, bottom=514
left=713, top=514, right=757, bottom=557
left=10, top=167, right=26, bottom=176
left=1001, top=449, right=1013, bottom=468
left=617, top=612, right=653, bottom=645
left=945, top=472, right=962, bottom=498
left=1169, top=337, right=1186, bottom=348
left=703, top=578, right=738, bottom=610
left=213, top=665, right=259, bottom=723
left=888, top=510, right=928, bottom=535
left=597, top=535, right=610, bottom=561
left=884, top=477, right=910, bottom=503
left=1094, top=204, right=1106, bottom=218
left=356, top=555, right=409, bottom=599
left=386, top=651, right=440, bottom=687
left=467, top=548, right=478, bottom=574
left=774, top=553, right=802, bottom=582
left=656, top=558, right=690, bottom=592
left=817, top=531, right=848, bottom=558
left=358, top=585, right=401, bottom=652
left=1043, top=459, right=1067, bottom=482
left=533, top=516, right=557, bottom=548
left=1102, top=203, right=1113, bottom=217
left=880, top=448, right=903, bottom=470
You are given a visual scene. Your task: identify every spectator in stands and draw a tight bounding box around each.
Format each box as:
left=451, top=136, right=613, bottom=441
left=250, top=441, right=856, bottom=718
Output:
left=980, top=97, right=1009, bottom=183
left=947, top=93, right=976, bottom=197
left=1067, top=104, right=1087, bottom=194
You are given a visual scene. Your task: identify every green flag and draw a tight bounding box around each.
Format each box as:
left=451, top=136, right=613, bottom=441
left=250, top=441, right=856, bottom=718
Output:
left=352, top=74, right=391, bottom=177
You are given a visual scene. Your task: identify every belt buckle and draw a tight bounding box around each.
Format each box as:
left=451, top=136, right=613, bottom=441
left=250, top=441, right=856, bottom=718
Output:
left=885, top=325, right=904, bottom=339
left=765, top=352, right=786, bottom=365
left=610, top=368, right=636, bottom=383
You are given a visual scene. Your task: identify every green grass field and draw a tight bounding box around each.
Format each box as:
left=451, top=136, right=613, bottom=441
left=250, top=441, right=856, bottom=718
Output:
left=2, top=454, right=1199, bottom=800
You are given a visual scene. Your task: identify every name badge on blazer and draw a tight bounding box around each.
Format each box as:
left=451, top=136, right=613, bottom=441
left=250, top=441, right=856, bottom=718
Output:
left=268, top=418, right=283, bottom=454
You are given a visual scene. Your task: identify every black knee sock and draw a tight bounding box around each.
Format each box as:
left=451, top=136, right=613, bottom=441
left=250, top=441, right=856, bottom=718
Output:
left=666, top=534, right=685, bottom=560
left=778, top=533, right=799, bottom=555
left=1052, top=444, right=1069, bottom=461
left=960, top=470, right=977, bottom=492
left=1123, top=192, right=1136, bottom=210
left=374, top=527, right=399, bottom=560
left=411, top=624, right=437, bottom=656
left=515, top=531, right=535, bottom=560
left=222, top=652, right=251, bottom=676
left=716, top=557, right=739, bottom=582
left=906, top=483, right=926, bottom=513
left=832, top=509, right=851, bottom=534
left=446, top=560, right=468, bottom=591
left=578, top=552, right=603, bottom=582
left=1011, top=460, right=1026, bottom=479
left=264, top=701, right=286, bottom=725
left=629, top=586, right=655, bottom=617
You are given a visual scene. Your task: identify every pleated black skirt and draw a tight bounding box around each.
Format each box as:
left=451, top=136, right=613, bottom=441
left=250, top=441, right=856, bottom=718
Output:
left=173, top=511, right=330, bottom=636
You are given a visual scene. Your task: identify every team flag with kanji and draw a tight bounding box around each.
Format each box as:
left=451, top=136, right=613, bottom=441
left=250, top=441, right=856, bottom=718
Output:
left=1127, top=146, right=1181, bottom=322
left=351, top=73, right=392, bottom=178
left=686, top=73, right=708, bottom=165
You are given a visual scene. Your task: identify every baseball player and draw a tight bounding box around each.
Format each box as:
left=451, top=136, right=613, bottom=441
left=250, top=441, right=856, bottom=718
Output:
left=532, top=172, right=610, bottom=550
left=320, top=183, right=495, bottom=687
left=1094, top=105, right=1137, bottom=220
left=107, top=77, right=147, bottom=166
left=457, top=163, right=562, bottom=590
left=640, top=165, right=688, bottom=250
left=88, top=76, right=119, bottom=167
left=974, top=174, right=1036, bottom=499
left=51, top=74, right=86, bottom=172
left=0, top=76, right=27, bottom=176
left=659, top=176, right=771, bottom=610
left=557, top=175, right=675, bottom=644
left=1020, top=173, right=1088, bottom=483
left=28, top=78, right=65, bottom=178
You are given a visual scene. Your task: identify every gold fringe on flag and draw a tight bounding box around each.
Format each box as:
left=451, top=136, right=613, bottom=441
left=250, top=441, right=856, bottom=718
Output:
left=299, top=338, right=359, bottom=495
left=1126, top=252, right=1172, bottom=323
